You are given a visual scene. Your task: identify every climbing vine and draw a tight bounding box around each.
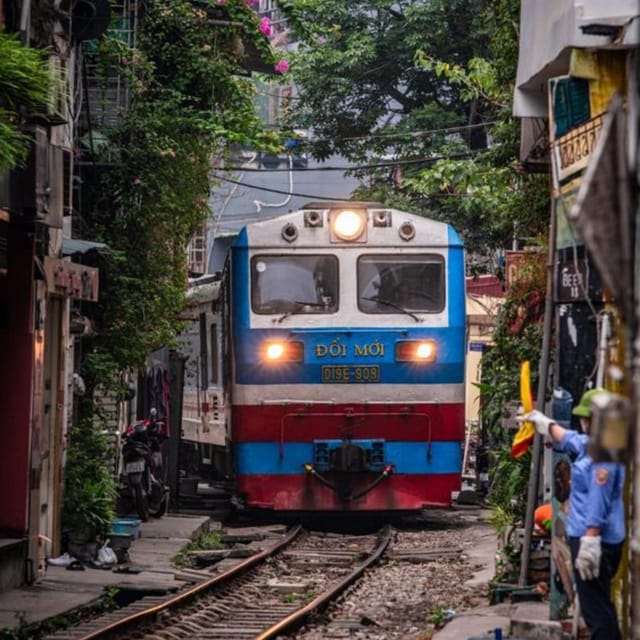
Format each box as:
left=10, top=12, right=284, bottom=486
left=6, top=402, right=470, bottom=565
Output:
left=79, top=0, right=285, bottom=389
left=478, top=253, right=546, bottom=525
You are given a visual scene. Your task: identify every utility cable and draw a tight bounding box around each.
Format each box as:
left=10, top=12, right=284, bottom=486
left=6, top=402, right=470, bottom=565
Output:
left=216, top=149, right=483, bottom=173
left=211, top=173, right=360, bottom=201
left=253, top=154, right=294, bottom=211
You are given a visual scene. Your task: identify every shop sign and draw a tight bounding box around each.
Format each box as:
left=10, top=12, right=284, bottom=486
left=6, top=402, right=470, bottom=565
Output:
left=556, top=259, right=588, bottom=302
left=551, top=113, right=604, bottom=187
left=505, top=251, right=545, bottom=291
left=44, top=257, right=99, bottom=301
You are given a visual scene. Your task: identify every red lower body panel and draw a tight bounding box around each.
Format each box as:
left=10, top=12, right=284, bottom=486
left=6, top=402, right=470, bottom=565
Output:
left=236, top=473, right=461, bottom=511
left=232, top=402, right=465, bottom=442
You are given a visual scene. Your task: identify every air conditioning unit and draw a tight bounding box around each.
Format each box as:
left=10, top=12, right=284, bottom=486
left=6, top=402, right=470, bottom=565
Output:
left=7, top=126, right=64, bottom=228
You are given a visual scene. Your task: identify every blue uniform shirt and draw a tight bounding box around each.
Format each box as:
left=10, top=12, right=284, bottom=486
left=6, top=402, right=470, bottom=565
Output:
left=559, top=430, right=625, bottom=544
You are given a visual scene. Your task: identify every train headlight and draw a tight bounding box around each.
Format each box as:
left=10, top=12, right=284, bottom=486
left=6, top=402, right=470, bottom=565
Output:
left=395, top=340, right=437, bottom=363
left=266, top=343, right=285, bottom=360
left=331, top=209, right=366, bottom=242
left=262, top=340, right=304, bottom=363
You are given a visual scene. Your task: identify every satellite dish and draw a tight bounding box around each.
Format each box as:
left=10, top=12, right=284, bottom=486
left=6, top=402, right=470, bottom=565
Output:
left=71, top=0, right=111, bottom=42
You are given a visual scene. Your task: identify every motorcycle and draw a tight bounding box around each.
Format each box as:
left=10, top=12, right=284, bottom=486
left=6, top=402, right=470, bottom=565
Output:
left=118, top=409, right=169, bottom=521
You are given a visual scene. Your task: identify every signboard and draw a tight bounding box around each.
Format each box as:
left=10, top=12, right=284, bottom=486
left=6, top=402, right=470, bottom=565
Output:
left=505, top=251, right=545, bottom=291
left=555, top=258, right=588, bottom=302
left=469, top=342, right=487, bottom=352
left=550, top=113, right=604, bottom=188
left=44, top=257, right=99, bottom=301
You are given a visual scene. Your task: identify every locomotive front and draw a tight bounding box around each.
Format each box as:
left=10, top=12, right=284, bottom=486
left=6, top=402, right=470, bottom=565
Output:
left=228, top=202, right=466, bottom=513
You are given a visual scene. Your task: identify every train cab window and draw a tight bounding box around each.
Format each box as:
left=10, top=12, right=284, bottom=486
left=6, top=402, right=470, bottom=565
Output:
left=251, top=255, right=339, bottom=314
left=357, top=254, right=445, bottom=314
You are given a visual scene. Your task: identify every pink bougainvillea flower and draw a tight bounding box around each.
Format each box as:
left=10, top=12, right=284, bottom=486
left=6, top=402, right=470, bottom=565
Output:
left=246, top=0, right=258, bottom=5
left=215, top=0, right=226, bottom=4
left=317, top=36, right=326, bottom=45
left=259, top=16, right=272, bottom=36
left=274, top=59, right=289, bottom=74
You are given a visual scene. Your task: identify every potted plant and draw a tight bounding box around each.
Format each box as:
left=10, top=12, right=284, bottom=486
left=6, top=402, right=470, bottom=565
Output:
left=62, top=420, right=117, bottom=559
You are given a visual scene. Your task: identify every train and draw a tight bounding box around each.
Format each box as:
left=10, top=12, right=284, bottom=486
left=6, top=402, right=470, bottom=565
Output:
left=180, top=201, right=466, bottom=513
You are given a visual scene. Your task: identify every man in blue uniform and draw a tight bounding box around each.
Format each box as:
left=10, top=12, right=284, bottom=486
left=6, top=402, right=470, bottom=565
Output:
left=524, top=388, right=625, bottom=640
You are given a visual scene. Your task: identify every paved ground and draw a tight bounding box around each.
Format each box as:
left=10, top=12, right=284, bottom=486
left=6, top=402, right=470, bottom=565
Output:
left=0, top=513, right=210, bottom=630
left=431, top=526, right=565, bottom=640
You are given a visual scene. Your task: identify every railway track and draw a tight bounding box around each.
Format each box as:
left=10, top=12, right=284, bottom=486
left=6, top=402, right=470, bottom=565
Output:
left=44, top=525, right=392, bottom=640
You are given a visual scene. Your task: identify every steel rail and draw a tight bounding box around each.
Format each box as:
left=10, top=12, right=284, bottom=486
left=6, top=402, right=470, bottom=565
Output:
left=76, top=524, right=303, bottom=640
left=253, top=525, right=392, bottom=640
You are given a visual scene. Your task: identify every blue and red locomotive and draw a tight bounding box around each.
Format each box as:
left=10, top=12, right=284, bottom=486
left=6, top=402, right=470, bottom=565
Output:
left=220, top=201, right=466, bottom=513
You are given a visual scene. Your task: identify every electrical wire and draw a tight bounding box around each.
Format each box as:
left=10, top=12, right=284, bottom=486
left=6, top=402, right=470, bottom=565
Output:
left=317, top=120, right=499, bottom=142
left=253, top=154, right=294, bottom=211
left=211, top=172, right=487, bottom=201
left=211, top=173, right=355, bottom=201
left=216, top=148, right=481, bottom=172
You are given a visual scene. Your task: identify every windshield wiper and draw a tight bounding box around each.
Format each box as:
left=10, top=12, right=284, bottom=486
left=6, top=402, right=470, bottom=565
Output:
left=274, top=300, right=327, bottom=323
left=360, top=295, right=422, bottom=323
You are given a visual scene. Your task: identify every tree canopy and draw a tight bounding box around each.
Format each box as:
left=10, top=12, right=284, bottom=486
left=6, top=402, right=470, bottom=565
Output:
left=279, top=0, right=548, bottom=259
left=280, top=0, right=492, bottom=161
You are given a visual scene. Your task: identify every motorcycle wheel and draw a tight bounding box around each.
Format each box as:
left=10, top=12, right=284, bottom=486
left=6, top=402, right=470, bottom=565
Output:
left=134, top=484, right=149, bottom=522
left=150, top=491, right=169, bottom=518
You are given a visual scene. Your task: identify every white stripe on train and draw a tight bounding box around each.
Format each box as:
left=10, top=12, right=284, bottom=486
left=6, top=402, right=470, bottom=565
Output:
left=233, top=382, right=464, bottom=404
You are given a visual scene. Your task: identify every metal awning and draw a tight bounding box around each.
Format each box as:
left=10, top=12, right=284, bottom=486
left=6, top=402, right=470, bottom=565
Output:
left=62, top=238, right=109, bottom=256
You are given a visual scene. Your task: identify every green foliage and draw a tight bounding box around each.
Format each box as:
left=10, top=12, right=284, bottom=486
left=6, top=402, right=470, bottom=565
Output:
left=78, top=0, right=284, bottom=378
left=280, top=0, right=548, bottom=258
left=479, top=254, right=546, bottom=526
left=172, top=530, right=225, bottom=567
left=427, top=606, right=448, bottom=627
left=0, top=29, right=51, bottom=170
left=279, top=0, right=491, bottom=161
left=62, top=419, right=117, bottom=538
left=405, top=0, right=549, bottom=257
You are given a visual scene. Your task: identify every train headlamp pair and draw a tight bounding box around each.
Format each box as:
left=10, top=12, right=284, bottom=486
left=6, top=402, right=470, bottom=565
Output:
left=261, top=339, right=437, bottom=363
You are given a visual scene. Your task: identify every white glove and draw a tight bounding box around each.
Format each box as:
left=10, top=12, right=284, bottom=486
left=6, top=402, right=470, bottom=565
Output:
left=575, top=535, right=601, bottom=581
left=521, top=410, right=554, bottom=437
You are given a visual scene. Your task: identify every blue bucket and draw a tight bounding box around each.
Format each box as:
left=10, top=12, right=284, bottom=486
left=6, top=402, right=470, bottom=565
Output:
left=111, top=517, right=142, bottom=538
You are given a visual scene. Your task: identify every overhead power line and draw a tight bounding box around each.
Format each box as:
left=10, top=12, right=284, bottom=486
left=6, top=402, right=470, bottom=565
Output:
left=211, top=174, right=353, bottom=201
left=216, top=149, right=482, bottom=173
left=324, top=120, right=499, bottom=142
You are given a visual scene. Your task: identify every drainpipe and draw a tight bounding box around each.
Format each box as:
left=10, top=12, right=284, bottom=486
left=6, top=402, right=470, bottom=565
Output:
left=19, top=0, right=31, bottom=42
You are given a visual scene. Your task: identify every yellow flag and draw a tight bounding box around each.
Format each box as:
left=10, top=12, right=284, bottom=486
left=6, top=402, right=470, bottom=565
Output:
left=511, top=361, right=535, bottom=458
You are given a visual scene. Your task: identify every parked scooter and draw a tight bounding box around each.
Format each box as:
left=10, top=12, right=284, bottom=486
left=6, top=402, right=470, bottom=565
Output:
left=118, top=408, right=169, bottom=521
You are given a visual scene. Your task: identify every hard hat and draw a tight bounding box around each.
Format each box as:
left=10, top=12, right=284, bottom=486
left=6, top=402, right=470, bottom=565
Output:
left=572, top=388, right=608, bottom=418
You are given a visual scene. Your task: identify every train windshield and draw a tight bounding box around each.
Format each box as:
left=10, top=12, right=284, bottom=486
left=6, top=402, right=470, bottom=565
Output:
left=251, top=255, right=339, bottom=314
left=357, top=254, right=445, bottom=313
